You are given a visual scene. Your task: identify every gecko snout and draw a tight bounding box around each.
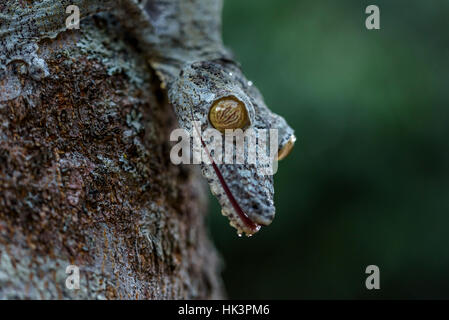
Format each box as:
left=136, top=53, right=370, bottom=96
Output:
left=237, top=188, right=276, bottom=227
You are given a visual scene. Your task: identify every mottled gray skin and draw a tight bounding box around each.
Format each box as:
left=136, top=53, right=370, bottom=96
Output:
left=141, top=0, right=295, bottom=235
left=169, top=60, right=293, bottom=234
left=0, top=0, right=295, bottom=235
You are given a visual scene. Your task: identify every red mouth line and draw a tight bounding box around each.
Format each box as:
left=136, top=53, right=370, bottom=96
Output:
left=196, top=136, right=259, bottom=232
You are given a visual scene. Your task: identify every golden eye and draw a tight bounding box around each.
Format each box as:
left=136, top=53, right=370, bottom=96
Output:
left=277, top=135, right=296, bottom=161
left=209, top=96, right=249, bottom=132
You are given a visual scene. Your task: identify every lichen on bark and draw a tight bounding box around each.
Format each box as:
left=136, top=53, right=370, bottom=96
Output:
left=0, top=3, right=223, bottom=299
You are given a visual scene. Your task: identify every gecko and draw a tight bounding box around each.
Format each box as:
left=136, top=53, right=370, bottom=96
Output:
left=0, top=0, right=296, bottom=236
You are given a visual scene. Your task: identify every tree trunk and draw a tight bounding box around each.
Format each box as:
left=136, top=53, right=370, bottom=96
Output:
left=0, top=7, right=223, bottom=299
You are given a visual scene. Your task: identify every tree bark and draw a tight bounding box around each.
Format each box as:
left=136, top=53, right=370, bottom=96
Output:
left=0, top=9, right=223, bottom=299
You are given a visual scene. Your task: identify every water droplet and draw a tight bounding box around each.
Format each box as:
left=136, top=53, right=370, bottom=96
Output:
left=229, top=72, right=233, bottom=76
left=247, top=81, right=253, bottom=87
left=237, top=232, right=242, bottom=237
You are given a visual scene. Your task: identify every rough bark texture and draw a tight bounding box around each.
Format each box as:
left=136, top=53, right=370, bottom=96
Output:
left=0, top=13, right=223, bottom=299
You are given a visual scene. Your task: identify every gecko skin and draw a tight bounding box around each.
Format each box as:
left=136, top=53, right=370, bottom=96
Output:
left=0, top=0, right=296, bottom=236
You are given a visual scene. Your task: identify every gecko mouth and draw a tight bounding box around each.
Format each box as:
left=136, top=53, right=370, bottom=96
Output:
left=209, top=160, right=261, bottom=234
left=190, top=119, right=260, bottom=234
left=198, top=137, right=260, bottom=234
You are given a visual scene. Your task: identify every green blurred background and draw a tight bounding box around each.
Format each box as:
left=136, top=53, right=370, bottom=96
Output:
left=207, top=0, right=449, bottom=299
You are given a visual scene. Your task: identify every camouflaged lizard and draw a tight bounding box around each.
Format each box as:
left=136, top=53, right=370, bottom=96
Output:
left=0, top=0, right=296, bottom=236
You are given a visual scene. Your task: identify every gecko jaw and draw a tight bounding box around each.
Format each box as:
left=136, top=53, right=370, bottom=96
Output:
left=198, top=137, right=261, bottom=235
left=190, top=115, right=261, bottom=236
left=209, top=161, right=261, bottom=236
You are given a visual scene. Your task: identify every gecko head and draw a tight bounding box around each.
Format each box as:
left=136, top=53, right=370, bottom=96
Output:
left=168, top=59, right=296, bottom=236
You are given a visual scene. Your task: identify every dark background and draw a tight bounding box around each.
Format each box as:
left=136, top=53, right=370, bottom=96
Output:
left=208, top=0, right=449, bottom=299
